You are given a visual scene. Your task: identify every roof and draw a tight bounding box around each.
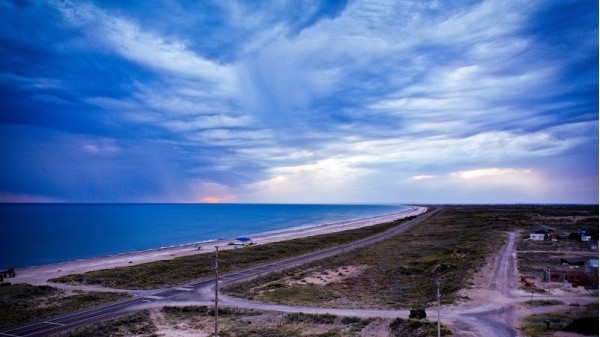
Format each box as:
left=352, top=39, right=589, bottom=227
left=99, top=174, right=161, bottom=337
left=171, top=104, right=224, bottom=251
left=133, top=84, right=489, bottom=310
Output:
left=586, top=259, right=599, bottom=267
left=234, top=237, right=252, bottom=241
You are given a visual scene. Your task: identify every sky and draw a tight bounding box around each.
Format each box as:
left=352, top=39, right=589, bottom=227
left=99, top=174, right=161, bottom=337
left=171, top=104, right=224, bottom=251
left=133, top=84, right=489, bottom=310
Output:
left=0, top=0, right=598, bottom=204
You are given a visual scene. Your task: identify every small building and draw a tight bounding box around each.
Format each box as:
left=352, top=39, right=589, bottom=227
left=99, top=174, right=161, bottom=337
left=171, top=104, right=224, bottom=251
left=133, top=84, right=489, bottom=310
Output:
left=232, top=237, right=253, bottom=246
left=584, top=259, right=599, bottom=275
left=589, top=241, right=598, bottom=251
left=560, top=258, right=585, bottom=267
left=529, top=232, right=546, bottom=241
left=544, top=270, right=598, bottom=289
left=581, top=235, right=592, bottom=242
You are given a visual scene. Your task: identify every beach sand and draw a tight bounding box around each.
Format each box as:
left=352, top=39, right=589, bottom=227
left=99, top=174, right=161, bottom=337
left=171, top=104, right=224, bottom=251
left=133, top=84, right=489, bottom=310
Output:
left=10, top=206, right=427, bottom=286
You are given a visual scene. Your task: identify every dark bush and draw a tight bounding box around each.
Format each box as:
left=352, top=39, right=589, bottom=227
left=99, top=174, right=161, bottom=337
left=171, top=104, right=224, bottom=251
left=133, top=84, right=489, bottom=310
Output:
left=341, top=316, right=362, bottom=324
left=409, top=309, right=426, bottom=319
left=563, top=317, right=599, bottom=334
left=161, top=305, right=208, bottom=315
left=285, top=312, right=336, bottom=324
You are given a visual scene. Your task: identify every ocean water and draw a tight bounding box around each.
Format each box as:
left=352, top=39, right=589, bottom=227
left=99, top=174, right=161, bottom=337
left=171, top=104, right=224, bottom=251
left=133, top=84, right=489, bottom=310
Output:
left=0, top=203, right=408, bottom=268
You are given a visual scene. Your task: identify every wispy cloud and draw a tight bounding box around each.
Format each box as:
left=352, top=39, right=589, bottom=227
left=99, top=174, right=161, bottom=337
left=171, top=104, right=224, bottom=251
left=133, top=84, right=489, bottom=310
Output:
left=0, top=0, right=596, bottom=203
left=56, top=1, right=237, bottom=90
left=450, top=168, right=532, bottom=179
left=0, top=193, right=61, bottom=203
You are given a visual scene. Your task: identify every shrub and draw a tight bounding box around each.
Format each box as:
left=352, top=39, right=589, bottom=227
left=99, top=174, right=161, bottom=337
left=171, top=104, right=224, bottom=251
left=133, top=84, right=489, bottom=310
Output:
left=285, top=312, right=336, bottom=324
left=409, top=309, right=426, bottom=319
left=563, top=317, right=599, bottom=334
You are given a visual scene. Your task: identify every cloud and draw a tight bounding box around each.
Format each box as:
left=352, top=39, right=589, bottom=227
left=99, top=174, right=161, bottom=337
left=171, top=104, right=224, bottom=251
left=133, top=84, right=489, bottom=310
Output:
left=412, top=175, right=436, bottom=181
left=179, top=181, right=238, bottom=204
left=81, top=139, right=120, bottom=155
left=450, top=168, right=532, bottom=179
left=0, top=193, right=61, bottom=203
left=56, top=1, right=237, bottom=91
left=244, top=158, right=373, bottom=203
left=446, top=167, right=544, bottom=198
left=0, top=0, right=596, bottom=203
left=162, top=115, right=253, bottom=133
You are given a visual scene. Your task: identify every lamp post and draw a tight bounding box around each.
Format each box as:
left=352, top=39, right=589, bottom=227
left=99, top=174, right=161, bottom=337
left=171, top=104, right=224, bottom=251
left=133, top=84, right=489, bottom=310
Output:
left=214, top=246, right=219, bottom=337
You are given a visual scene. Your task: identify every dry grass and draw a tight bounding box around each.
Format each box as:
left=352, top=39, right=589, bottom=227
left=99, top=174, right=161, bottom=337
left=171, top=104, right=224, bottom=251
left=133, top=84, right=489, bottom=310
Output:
left=0, top=283, right=131, bottom=329
left=520, top=303, right=599, bottom=336
left=51, top=310, right=157, bottom=337
left=154, top=306, right=447, bottom=337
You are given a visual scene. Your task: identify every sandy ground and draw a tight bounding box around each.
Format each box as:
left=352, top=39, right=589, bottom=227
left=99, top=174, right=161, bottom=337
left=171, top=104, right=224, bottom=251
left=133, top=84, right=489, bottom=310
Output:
left=10, top=206, right=427, bottom=286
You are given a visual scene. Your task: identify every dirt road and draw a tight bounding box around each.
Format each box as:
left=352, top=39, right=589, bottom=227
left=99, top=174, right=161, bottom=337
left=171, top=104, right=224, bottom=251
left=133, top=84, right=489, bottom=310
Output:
left=442, top=232, right=519, bottom=337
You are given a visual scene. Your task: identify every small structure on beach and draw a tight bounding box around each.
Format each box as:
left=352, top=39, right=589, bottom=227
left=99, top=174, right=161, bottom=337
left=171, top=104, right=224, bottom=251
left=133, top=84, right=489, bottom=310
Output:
left=232, top=237, right=253, bottom=246
left=0, top=268, right=16, bottom=282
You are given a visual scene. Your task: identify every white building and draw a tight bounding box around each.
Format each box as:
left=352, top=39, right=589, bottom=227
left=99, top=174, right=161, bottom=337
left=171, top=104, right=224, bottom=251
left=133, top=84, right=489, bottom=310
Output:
left=529, top=233, right=545, bottom=240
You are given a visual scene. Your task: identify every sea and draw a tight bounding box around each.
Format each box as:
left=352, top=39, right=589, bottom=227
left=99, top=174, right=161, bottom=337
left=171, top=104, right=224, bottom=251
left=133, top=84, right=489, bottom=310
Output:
left=0, top=203, right=409, bottom=268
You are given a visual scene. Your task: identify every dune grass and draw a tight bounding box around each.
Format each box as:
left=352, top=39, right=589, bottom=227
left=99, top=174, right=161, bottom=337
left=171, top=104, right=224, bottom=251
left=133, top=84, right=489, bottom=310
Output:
left=51, top=310, right=157, bottom=337
left=0, top=283, right=130, bottom=329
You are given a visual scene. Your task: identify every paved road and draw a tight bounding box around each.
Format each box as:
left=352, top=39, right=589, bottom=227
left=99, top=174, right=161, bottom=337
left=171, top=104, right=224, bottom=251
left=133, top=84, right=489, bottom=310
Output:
left=1, top=208, right=436, bottom=337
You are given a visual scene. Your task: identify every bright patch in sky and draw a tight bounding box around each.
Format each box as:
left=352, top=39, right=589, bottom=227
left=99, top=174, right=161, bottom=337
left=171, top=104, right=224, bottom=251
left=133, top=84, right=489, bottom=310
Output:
left=0, top=0, right=597, bottom=204
left=450, top=168, right=532, bottom=179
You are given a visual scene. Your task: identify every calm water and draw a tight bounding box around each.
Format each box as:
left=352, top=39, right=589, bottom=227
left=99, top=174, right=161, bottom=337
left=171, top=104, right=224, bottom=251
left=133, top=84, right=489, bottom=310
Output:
left=0, top=203, right=408, bottom=268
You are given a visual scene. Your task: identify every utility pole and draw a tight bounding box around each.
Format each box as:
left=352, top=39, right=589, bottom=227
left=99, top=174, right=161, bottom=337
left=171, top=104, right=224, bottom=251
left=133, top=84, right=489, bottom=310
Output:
left=214, top=246, right=219, bottom=337
left=436, top=278, right=441, bottom=337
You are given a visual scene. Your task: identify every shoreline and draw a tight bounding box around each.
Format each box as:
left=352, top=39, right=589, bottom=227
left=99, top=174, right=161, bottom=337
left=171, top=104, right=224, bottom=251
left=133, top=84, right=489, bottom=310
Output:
left=10, top=206, right=427, bottom=286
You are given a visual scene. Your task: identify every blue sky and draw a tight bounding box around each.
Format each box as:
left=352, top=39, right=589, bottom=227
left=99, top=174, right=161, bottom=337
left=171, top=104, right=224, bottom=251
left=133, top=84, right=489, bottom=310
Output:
left=0, top=0, right=597, bottom=204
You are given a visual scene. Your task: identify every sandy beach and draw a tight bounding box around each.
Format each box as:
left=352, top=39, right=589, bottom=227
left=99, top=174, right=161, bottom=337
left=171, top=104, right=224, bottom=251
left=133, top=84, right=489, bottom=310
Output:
left=10, top=206, right=426, bottom=286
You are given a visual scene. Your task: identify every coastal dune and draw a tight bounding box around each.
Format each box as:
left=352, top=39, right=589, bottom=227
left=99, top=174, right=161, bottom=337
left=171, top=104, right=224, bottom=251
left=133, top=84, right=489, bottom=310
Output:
left=11, top=206, right=427, bottom=286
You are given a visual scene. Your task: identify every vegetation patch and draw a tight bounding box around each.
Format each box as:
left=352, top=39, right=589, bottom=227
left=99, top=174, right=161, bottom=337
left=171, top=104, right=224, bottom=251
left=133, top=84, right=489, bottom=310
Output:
left=152, top=307, right=399, bottom=337
left=51, top=310, right=156, bottom=337
left=520, top=303, right=599, bottom=336
left=284, top=312, right=336, bottom=324
left=0, top=283, right=130, bottom=329
left=389, top=318, right=452, bottom=337
left=524, top=300, right=564, bottom=307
